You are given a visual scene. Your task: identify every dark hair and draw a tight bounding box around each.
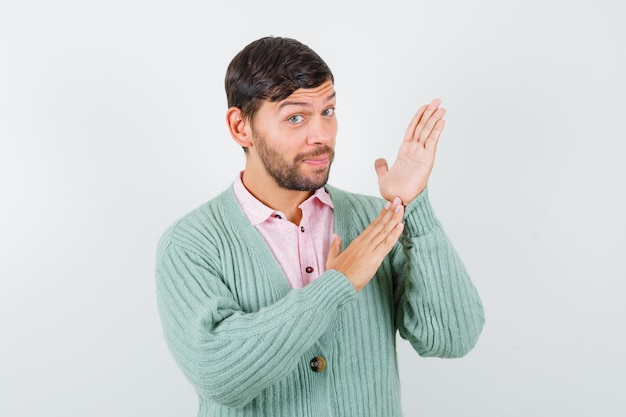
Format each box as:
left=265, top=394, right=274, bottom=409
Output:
left=225, top=36, right=334, bottom=122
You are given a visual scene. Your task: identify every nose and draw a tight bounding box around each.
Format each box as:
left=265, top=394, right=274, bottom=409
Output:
left=306, top=116, right=336, bottom=146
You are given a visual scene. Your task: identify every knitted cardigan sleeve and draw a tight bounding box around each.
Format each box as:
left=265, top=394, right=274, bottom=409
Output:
left=155, top=215, right=356, bottom=408
left=391, top=188, right=485, bottom=357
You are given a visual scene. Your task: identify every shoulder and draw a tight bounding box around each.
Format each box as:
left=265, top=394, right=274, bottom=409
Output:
left=157, top=186, right=243, bottom=257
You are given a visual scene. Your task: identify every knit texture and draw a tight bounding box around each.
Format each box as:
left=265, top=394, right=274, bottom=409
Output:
left=156, top=185, right=484, bottom=417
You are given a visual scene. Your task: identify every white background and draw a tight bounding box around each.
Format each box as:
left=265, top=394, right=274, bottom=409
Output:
left=1, top=1, right=624, bottom=416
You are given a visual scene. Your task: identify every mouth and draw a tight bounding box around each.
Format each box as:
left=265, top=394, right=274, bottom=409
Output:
left=302, top=154, right=331, bottom=166
left=299, top=147, right=334, bottom=167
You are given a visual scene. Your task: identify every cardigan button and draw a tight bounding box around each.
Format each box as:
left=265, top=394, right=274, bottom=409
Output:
left=310, top=356, right=326, bottom=372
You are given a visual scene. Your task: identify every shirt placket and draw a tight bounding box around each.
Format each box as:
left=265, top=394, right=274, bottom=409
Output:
left=297, top=210, right=319, bottom=287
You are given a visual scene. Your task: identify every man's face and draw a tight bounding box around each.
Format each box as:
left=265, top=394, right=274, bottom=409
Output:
left=247, top=80, right=337, bottom=191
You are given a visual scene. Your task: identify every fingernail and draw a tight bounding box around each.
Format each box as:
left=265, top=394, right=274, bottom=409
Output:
left=393, top=197, right=401, bottom=206
left=384, top=201, right=391, bottom=209
left=395, top=204, right=403, bottom=213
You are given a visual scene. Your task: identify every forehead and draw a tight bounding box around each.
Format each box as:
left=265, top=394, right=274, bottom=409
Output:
left=264, top=80, right=336, bottom=114
left=253, top=80, right=336, bottom=121
left=280, top=80, right=336, bottom=103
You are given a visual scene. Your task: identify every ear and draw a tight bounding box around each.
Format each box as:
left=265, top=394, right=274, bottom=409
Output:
left=226, top=107, right=253, bottom=149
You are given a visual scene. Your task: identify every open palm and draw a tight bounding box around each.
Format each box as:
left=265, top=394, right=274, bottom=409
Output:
left=375, top=99, right=446, bottom=204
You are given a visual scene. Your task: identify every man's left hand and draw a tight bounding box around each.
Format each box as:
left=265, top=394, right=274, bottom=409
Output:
left=375, top=98, right=446, bottom=205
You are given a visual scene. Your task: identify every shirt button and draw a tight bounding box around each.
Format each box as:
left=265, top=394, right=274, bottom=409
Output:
left=305, top=266, right=314, bottom=273
left=310, top=356, right=326, bottom=372
left=300, top=226, right=305, bottom=232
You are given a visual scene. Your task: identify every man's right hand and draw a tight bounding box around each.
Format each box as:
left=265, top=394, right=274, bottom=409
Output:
left=326, top=197, right=405, bottom=291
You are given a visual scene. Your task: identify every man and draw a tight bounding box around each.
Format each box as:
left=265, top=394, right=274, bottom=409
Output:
left=156, top=36, right=484, bottom=417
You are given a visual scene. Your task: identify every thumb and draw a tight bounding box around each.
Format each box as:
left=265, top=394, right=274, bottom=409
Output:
left=374, top=158, right=389, bottom=179
left=326, top=234, right=342, bottom=267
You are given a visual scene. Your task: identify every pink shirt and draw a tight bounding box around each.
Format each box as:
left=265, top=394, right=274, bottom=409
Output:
left=233, top=174, right=335, bottom=289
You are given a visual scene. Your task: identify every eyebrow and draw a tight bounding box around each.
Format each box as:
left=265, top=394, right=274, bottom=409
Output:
left=277, top=92, right=336, bottom=110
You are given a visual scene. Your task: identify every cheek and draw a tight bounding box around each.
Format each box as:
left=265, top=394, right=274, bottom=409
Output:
left=328, top=116, right=338, bottom=133
left=264, top=136, right=303, bottom=162
left=276, top=129, right=309, bottom=150
left=326, top=122, right=338, bottom=148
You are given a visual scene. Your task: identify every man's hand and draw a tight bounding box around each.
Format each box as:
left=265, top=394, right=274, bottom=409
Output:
left=375, top=98, right=446, bottom=204
left=326, top=198, right=405, bottom=291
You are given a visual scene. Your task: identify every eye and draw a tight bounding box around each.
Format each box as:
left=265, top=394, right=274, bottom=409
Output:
left=322, top=107, right=335, bottom=117
left=288, top=115, right=304, bottom=123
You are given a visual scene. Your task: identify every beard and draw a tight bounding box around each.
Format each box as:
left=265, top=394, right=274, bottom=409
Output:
left=253, top=130, right=334, bottom=192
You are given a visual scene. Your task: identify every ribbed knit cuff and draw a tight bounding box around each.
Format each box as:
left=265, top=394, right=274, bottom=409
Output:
left=304, top=270, right=357, bottom=310
left=402, top=187, right=440, bottom=237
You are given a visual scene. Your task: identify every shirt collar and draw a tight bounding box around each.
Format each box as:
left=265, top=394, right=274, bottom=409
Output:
left=232, top=172, right=333, bottom=226
left=306, top=184, right=334, bottom=210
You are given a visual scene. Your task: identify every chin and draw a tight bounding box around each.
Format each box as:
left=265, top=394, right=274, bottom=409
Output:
left=283, top=174, right=329, bottom=192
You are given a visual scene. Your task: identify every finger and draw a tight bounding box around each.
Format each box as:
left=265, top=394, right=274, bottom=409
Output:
left=359, top=205, right=393, bottom=245
left=373, top=221, right=405, bottom=256
left=381, top=199, right=405, bottom=232
left=427, top=98, right=442, bottom=109
left=325, top=234, right=343, bottom=266
left=374, top=158, right=389, bottom=179
left=388, top=221, right=405, bottom=243
left=403, top=105, right=428, bottom=142
left=425, top=119, right=445, bottom=152
left=418, top=107, right=446, bottom=143
left=362, top=198, right=404, bottom=245
left=413, top=98, right=441, bottom=142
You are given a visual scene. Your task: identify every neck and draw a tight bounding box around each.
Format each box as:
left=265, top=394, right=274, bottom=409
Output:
left=241, top=168, right=312, bottom=225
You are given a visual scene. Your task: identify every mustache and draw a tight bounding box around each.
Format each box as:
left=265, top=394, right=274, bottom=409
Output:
left=296, top=146, right=334, bottom=161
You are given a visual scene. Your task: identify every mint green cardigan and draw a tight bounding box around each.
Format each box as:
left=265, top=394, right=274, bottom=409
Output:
left=156, top=185, right=484, bottom=417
